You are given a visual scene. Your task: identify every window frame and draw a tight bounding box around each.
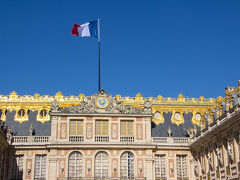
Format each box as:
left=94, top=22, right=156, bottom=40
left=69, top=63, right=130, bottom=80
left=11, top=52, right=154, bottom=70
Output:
left=120, top=120, right=134, bottom=137
left=95, top=119, right=109, bottom=136
left=69, top=119, right=84, bottom=136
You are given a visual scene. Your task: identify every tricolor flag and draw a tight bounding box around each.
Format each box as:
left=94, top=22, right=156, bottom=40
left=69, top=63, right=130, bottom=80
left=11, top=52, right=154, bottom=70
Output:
left=71, top=20, right=99, bottom=38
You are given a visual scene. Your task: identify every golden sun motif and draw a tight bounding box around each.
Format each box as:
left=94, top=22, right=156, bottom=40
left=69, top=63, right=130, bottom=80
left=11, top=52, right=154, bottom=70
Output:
left=96, top=96, right=109, bottom=109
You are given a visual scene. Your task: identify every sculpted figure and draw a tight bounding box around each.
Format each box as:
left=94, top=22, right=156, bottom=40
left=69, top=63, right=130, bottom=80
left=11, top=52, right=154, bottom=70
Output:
left=6, top=126, right=13, bottom=145
left=29, top=124, right=34, bottom=136
left=168, top=126, right=172, bottom=137
left=186, top=126, right=197, bottom=139
left=51, top=99, right=59, bottom=112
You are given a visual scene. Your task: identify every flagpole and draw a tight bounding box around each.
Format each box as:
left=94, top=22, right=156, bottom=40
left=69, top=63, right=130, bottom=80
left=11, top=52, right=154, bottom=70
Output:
left=98, top=18, right=101, bottom=91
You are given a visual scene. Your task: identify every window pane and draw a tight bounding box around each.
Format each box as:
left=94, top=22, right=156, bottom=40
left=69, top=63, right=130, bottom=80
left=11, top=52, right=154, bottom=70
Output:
left=34, top=154, right=47, bottom=179
left=68, top=152, right=83, bottom=177
left=121, top=120, right=134, bottom=136
left=177, top=155, right=188, bottom=178
left=121, top=152, right=134, bottom=178
left=155, top=154, right=166, bottom=178
left=95, top=120, right=108, bottom=136
left=95, top=152, right=109, bottom=177
left=70, top=120, right=83, bottom=136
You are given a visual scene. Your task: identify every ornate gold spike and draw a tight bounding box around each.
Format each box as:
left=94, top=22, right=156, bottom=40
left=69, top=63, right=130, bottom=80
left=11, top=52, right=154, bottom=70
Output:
left=157, top=95, right=163, bottom=101
left=34, top=93, right=40, bottom=99
left=78, top=94, right=84, bottom=101
left=136, top=93, right=142, bottom=97
left=177, top=94, right=185, bottom=103
left=9, top=91, right=18, bottom=101
left=135, top=93, right=144, bottom=104
left=55, top=91, right=63, bottom=101
left=115, top=94, right=121, bottom=101
left=199, top=96, right=204, bottom=102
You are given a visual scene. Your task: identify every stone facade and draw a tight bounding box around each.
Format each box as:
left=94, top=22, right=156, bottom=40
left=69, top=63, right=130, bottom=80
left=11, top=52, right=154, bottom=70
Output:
left=0, top=83, right=240, bottom=179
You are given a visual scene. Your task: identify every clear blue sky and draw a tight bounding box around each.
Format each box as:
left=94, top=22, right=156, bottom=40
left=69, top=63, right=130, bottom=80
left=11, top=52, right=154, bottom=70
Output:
left=0, top=0, right=239, bottom=98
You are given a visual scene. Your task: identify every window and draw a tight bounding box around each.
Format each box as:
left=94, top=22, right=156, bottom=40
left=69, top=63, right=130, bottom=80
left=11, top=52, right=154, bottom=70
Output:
left=70, top=120, right=84, bottom=136
left=34, top=155, right=47, bottom=180
left=177, top=155, right=188, bottom=179
left=155, top=154, right=166, bottom=179
left=95, top=120, right=108, bottom=136
left=68, top=152, right=83, bottom=178
left=120, top=120, right=134, bottom=136
left=120, top=152, right=134, bottom=178
left=11, top=155, right=23, bottom=180
left=17, top=109, right=25, bottom=118
left=94, top=152, right=109, bottom=178
left=40, top=110, right=47, bottom=118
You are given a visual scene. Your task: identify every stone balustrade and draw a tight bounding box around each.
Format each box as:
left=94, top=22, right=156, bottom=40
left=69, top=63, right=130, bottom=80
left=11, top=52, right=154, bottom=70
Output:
left=152, top=137, right=189, bottom=146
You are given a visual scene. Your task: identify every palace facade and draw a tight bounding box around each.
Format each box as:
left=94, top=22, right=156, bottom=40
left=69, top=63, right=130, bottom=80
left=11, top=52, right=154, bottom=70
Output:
left=0, top=82, right=239, bottom=180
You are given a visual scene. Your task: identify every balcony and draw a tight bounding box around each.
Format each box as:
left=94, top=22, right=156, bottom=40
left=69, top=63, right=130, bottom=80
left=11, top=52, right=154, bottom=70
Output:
left=13, top=136, right=49, bottom=145
left=69, top=136, right=84, bottom=142
left=95, top=136, right=109, bottom=142
left=120, top=136, right=134, bottom=142
left=152, top=137, right=189, bottom=146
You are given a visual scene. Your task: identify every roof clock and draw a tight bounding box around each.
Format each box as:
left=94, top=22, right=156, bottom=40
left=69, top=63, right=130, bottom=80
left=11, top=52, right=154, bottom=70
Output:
left=96, top=89, right=109, bottom=109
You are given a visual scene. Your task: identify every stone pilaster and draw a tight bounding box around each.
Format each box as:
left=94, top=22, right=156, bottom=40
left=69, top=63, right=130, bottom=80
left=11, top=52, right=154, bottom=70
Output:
left=145, top=157, right=153, bottom=180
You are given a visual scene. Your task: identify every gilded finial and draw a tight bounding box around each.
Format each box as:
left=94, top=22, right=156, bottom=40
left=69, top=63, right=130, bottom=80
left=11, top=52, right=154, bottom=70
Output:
left=9, top=91, right=18, bottom=100
left=177, top=94, right=185, bottom=103
left=55, top=92, right=63, bottom=101
left=136, top=93, right=142, bottom=97
left=157, top=95, right=163, bottom=101
left=115, top=94, right=121, bottom=101
left=34, top=93, right=40, bottom=99
left=199, top=96, right=204, bottom=102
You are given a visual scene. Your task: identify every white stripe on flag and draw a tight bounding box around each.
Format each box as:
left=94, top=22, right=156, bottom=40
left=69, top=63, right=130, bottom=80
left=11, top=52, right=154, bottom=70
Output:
left=78, top=22, right=91, bottom=37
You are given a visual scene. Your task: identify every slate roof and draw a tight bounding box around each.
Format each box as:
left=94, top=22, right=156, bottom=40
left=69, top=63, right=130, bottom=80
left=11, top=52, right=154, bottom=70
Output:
left=5, top=111, right=51, bottom=136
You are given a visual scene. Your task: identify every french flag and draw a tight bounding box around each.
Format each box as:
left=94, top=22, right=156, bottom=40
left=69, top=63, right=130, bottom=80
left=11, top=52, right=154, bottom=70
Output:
left=71, top=20, right=98, bottom=38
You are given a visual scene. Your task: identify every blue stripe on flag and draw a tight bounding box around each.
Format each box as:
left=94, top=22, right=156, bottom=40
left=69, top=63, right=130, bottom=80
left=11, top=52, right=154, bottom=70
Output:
left=89, top=20, right=98, bottom=38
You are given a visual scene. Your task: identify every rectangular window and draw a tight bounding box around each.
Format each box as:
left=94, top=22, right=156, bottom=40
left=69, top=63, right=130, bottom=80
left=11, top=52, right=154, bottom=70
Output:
left=155, top=154, right=166, bottom=179
left=11, top=155, right=24, bottom=180
left=34, top=154, right=47, bottom=180
left=120, top=120, right=134, bottom=136
left=95, top=120, right=108, bottom=136
left=177, top=155, right=188, bottom=179
left=70, top=120, right=84, bottom=136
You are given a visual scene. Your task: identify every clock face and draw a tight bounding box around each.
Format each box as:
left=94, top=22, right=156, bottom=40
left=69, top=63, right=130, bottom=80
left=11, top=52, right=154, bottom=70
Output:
left=96, top=96, right=109, bottom=109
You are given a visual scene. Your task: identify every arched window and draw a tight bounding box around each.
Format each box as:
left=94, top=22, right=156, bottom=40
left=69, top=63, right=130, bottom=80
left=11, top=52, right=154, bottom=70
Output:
left=94, top=152, right=109, bottom=178
left=121, top=152, right=134, bottom=178
left=68, top=152, right=83, bottom=178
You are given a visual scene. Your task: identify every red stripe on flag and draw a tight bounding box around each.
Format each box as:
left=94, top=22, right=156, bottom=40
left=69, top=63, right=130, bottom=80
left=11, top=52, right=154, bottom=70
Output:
left=71, top=24, right=81, bottom=36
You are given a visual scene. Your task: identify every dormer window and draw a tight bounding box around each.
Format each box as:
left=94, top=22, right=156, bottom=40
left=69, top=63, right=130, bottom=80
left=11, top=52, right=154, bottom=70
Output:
left=18, top=109, right=25, bottom=118
left=40, top=110, right=47, bottom=118
left=36, top=109, right=50, bottom=123
left=15, top=109, right=28, bottom=123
